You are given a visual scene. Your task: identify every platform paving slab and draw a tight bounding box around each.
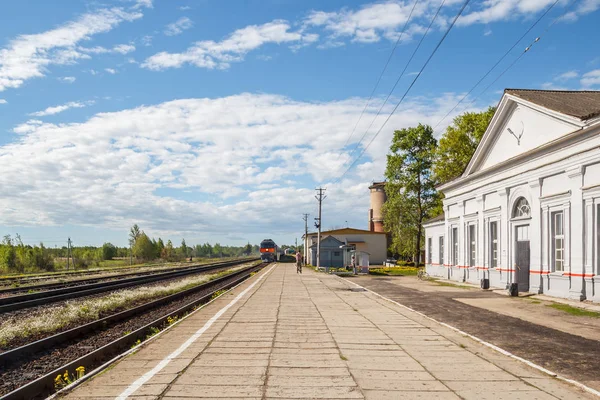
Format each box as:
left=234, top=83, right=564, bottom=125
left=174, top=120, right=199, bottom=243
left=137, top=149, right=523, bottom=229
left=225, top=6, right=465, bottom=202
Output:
left=62, top=264, right=596, bottom=399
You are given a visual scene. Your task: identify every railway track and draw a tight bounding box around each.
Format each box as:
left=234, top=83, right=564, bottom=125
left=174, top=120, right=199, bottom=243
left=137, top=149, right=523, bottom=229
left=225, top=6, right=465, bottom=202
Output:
left=0, top=262, right=268, bottom=400
left=0, top=258, right=258, bottom=313
left=0, top=258, right=243, bottom=288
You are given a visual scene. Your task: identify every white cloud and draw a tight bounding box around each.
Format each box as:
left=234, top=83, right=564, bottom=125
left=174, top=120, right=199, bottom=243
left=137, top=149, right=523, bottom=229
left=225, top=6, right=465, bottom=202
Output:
left=0, top=93, right=466, bottom=237
left=113, top=44, right=136, bottom=54
left=29, top=100, right=94, bottom=117
left=304, top=1, right=428, bottom=44
left=58, top=76, right=76, bottom=83
left=142, top=35, right=153, bottom=46
left=553, top=70, right=578, bottom=82
left=179, top=6, right=191, bottom=11
left=164, top=17, right=193, bottom=36
left=143, top=20, right=310, bottom=70
left=540, top=82, right=568, bottom=90
left=581, top=69, right=600, bottom=87
left=0, top=7, right=145, bottom=92
left=0, top=99, right=6, bottom=104
left=79, top=43, right=136, bottom=55
left=105, top=68, right=117, bottom=74
left=459, top=0, right=600, bottom=25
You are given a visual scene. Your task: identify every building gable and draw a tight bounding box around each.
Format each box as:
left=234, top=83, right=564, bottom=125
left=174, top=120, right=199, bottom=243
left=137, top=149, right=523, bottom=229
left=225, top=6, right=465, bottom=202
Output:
left=309, top=235, right=344, bottom=249
left=463, top=92, right=585, bottom=177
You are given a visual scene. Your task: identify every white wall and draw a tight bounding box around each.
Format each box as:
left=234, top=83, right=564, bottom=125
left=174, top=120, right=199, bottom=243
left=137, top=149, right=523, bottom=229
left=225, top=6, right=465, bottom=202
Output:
left=480, top=105, right=578, bottom=172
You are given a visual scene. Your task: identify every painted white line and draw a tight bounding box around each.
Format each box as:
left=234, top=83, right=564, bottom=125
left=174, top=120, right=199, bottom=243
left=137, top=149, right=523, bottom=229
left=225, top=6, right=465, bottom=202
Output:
left=116, top=264, right=276, bottom=400
left=50, top=266, right=265, bottom=399
left=339, top=276, right=600, bottom=398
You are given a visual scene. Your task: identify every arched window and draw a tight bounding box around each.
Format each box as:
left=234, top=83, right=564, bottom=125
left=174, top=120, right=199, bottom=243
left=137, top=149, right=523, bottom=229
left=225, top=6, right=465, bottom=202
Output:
left=512, top=197, right=531, bottom=218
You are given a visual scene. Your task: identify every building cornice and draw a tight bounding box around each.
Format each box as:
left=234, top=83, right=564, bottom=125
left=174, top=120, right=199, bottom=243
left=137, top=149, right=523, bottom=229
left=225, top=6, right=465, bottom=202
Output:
left=439, top=121, right=600, bottom=194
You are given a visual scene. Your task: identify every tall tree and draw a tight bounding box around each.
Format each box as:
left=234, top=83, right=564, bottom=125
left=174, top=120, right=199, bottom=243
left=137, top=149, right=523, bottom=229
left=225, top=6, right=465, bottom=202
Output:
left=180, top=238, right=187, bottom=257
left=162, top=240, right=176, bottom=261
left=129, top=224, right=141, bottom=247
left=156, top=238, right=165, bottom=259
left=433, top=107, right=496, bottom=184
left=133, top=233, right=155, bottom=261
left=383, top=124, right=439, bottom=263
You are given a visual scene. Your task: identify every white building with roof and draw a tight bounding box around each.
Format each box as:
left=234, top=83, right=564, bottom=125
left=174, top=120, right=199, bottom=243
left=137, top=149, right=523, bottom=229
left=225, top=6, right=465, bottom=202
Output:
left=424, top=89, right=600, bottom=302
left=303, top=228, right=387, bottom=267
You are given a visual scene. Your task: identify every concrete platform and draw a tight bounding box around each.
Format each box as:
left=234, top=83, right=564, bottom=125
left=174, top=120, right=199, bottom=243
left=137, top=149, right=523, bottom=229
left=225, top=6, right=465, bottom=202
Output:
left=62, top=264, right=596, bottom=399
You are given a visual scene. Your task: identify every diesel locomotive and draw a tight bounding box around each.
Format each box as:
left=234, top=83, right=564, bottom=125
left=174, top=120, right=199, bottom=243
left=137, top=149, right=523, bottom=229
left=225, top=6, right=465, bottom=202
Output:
left=259, top=239, right=279, bottom=262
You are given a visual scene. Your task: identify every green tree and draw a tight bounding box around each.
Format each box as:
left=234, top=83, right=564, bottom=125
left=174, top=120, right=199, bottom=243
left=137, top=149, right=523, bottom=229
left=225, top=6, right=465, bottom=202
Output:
left=156, top=238, right=165, bottom=259
left=101, top=243, right=117, bottom=260
left=133, top=233, right=155, bottom=261
left=433, top=107, right=496, bottom=184
left=162, top=240, right=176, bottom=261
left=0, top=235, right=16, bottom=272
left=180, top=238, right=187, bottom=258
left=243, top=242, right=252, bottom=255
left=129, top=224, right=141, bottom=247
left=383, top=124, right=440, bottom=263
left=213, top=243, right=222, bottom=258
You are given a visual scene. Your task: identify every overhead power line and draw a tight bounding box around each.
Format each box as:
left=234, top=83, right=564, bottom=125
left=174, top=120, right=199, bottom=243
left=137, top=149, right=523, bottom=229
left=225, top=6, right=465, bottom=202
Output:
left=339, top=0, right=421, bottom=155
left=453, top=0, right=578, bottom=117
left=433, top=0, right=561, bottom=131
left=345, top=0, right=446, bottom=165
left=336, top=0, right=472, bottom=183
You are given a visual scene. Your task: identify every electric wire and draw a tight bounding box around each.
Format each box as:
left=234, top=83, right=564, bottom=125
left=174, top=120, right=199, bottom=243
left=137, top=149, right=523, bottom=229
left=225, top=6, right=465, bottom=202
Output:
left=339, top=0, right=421, bottom=155
left=344, top=0, right=446, bottom=165
left=335, top=0, right=472, bottom=184
left=432, top=0, right=561, bottom=131
left=456, top=0, right=578, bottom=115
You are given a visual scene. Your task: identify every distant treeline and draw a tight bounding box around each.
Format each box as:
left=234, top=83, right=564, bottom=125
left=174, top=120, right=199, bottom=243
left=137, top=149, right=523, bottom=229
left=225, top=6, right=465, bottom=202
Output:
left=0, top=225, right=259, bottom=274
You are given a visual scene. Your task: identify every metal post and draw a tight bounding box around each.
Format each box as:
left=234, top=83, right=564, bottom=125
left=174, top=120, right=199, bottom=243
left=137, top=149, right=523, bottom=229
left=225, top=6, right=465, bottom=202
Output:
left=302, top=213, right=309, bottom=265
left=315, top=188, right=326, bottom=272
left=66, top=237, right=71, bottom=271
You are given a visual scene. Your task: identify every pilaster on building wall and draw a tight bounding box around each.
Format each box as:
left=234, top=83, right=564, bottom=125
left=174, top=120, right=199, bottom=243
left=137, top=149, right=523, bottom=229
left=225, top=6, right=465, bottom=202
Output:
left=423, top=88, right=600, bottom=302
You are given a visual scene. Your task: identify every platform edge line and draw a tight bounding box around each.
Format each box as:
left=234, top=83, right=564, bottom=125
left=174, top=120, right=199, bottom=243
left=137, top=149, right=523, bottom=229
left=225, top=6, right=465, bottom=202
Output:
left=339, top=276, right=600, bottom=398
left=115, top=263, right=277, bottom=400
left=49, top=264, right=276, bottom=400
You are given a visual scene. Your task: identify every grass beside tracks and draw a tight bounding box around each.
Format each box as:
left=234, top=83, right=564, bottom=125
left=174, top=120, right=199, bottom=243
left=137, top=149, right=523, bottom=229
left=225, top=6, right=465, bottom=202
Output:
left=0, top=262, right=257, bottom=349
left=547, top=303, right=600, bottom=318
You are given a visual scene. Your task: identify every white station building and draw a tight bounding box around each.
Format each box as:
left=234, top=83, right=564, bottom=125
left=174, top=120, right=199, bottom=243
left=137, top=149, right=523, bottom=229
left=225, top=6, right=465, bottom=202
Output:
left=425, top=89, right=600, bottom=302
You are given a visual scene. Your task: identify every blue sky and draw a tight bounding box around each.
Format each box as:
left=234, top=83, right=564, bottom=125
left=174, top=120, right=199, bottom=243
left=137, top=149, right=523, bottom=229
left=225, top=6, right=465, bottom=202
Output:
left=0, top=0, right=599, bottom=248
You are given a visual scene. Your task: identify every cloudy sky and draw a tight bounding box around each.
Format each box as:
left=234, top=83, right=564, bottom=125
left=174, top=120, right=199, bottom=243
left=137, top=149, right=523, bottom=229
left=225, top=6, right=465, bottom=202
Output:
left=0, top=0, right=599, bottom=248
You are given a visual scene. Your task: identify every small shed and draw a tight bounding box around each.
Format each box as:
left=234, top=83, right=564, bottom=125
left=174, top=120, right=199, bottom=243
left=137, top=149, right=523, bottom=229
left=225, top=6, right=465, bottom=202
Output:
left=309, top=235, right=344, bottom=268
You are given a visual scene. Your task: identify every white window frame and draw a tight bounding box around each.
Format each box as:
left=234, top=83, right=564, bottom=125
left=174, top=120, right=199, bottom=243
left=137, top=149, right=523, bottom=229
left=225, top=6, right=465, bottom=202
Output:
left=468, top=224, right=476, bottom=267
left=427, top=237, right=432, bottom=264
left=551, top=211, right=564, bottom=272
left=452, top=226, right=459, bottom=266
left=541, top=192, right=571, bottom=275
left=582, top=185, right=600, bottom=276
left=439, top=236, right=444, bottom=265
left=489, top=220, right=499, bottom=268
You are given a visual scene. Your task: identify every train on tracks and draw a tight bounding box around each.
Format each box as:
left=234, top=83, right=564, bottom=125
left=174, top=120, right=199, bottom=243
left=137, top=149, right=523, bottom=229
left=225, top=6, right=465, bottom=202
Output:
left=259, top=239, right=280, bottom=262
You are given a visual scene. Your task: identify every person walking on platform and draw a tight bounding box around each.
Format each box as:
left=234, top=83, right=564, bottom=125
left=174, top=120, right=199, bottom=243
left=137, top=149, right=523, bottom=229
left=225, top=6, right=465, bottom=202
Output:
left=295, top=251, right=302, bottom=274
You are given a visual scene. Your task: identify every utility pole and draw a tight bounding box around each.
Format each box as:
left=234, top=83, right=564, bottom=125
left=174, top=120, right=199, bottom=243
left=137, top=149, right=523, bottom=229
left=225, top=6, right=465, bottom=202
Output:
left=67, top=237, right=73, bottom=270
left=315, top=187, right=326, bottom=271
left=302, top=213, right=309, bottom=265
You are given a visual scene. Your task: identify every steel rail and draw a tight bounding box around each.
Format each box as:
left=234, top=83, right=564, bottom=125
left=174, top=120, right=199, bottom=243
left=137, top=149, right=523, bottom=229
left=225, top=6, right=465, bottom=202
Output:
left=0, top=258, right=255, bottom=295
left=0, top=258, right=258, bottom=313
left=0, top=262, right=267, bottom=400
